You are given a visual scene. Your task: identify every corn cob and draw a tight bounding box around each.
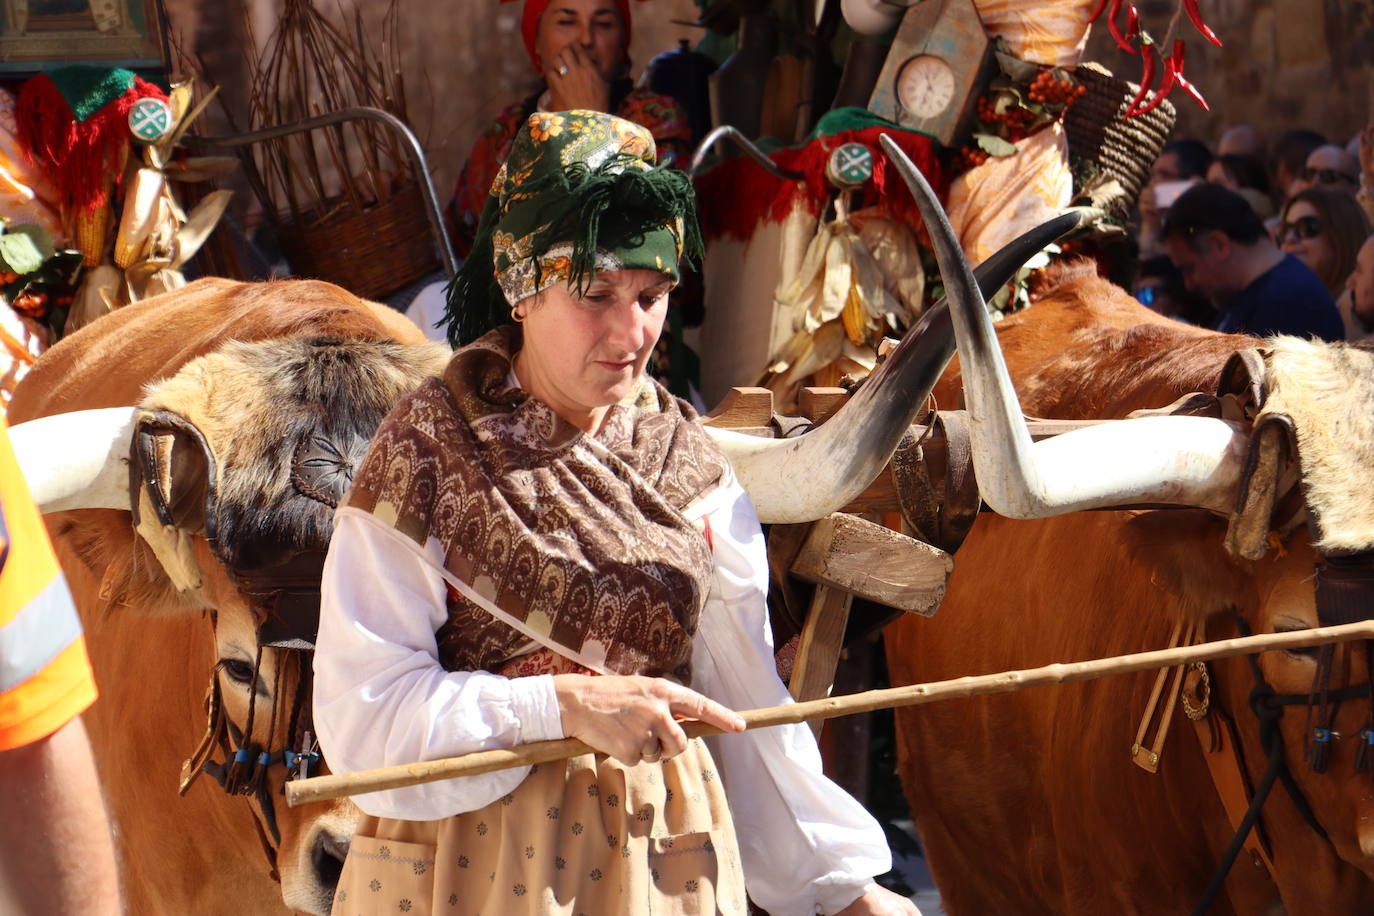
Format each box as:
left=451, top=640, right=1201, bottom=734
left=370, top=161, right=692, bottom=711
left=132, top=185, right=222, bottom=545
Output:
left=75, top=199, right=112, bottom=267
left=840, top=277, right=867, bottom=347
left=114, top=168, right=166, bottom=269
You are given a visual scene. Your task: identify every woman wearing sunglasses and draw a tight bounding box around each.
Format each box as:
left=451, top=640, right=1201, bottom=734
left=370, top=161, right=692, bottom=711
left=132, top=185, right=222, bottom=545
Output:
left=1277, top=188, right=1371, bottom=300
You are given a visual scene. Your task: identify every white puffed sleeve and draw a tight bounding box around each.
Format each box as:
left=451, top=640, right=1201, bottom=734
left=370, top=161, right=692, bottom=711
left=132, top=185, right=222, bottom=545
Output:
left=312, top=508, right=564, bottom=821
left=690, top=482, right=893, bottom=916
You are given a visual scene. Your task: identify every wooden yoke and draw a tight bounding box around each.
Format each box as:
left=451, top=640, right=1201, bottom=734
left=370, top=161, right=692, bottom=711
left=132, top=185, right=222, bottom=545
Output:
left=703, top=385, right=954, bottom=725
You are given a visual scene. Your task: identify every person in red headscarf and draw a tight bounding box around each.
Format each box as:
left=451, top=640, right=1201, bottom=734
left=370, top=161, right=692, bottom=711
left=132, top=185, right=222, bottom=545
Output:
left=447, top=0, right=692, bottom=257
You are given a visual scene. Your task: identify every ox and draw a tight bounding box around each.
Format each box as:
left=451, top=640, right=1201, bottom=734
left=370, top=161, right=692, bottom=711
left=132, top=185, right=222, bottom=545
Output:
left=880, top=142, right=1374, bottom=915
left=9, top=278, right=449, bottom=914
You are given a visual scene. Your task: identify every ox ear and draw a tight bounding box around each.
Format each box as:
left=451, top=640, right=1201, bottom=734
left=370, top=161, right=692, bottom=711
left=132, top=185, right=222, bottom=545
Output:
left=1124, top=509, right=1252, bottom=623
left=132, top=410, right=217, bottom=592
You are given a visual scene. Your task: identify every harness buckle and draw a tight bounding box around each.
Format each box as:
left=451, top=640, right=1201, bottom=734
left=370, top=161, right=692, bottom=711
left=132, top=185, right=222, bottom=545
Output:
left=286, top=730, right=321, bottom=781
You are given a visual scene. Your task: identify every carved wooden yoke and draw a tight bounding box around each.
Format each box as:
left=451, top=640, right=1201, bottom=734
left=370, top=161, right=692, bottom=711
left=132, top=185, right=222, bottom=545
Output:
left=701, top=385, right=947, bottom=720
left=701, top=384, right=1106, bottom=717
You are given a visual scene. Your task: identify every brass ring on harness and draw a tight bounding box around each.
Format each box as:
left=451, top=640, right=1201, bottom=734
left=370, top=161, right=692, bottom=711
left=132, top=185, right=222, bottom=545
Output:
left=1182, top=661, right=1211, bottom=721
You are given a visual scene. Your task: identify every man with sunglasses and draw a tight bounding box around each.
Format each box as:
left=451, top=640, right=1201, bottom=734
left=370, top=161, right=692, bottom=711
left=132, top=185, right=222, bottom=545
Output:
left=1162, top=183, right=1344, bottom=341
left=1289, top=144, right=1360, bottom=197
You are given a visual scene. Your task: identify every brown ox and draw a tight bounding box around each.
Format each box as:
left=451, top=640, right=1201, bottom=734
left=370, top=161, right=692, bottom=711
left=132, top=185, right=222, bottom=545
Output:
left=886, top=263, right=1374, bottom=914
left=8, top=278, right=448, bottom=915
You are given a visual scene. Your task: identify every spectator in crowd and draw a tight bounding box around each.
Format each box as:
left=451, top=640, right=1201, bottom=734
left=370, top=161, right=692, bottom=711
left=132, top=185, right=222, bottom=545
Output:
left=1277, top=188, right=1371, bottom=300
left=1217, top=124, right=1264, bottom=159
left=1161, top=182, right=1343, bottom=341
left=1342, top=234, right=1374, bottom=342
left=446, top=0, right=691, bottom=258
left=1356, top=124, right=1374, bottom=225
left=1270, top=128, right=1327, bottom=202
left=1206, top=153, right=1274, bottom=219
left=1288, top=144, right=1361, bottom=198
left=1133, top=255, right=1212, bottom=325
left=0, top=421, right=120, bottom=915
left=1139, top=139, right=1214, bottom=257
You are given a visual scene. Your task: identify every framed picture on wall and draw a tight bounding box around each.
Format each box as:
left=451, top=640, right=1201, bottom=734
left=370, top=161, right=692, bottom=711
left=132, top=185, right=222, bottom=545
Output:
left=0, top=0, right=170, bottom=74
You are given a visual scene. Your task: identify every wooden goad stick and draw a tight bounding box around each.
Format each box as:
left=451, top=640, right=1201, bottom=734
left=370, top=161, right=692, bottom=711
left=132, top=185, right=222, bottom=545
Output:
left=285, top=620, right=1374, bottom=807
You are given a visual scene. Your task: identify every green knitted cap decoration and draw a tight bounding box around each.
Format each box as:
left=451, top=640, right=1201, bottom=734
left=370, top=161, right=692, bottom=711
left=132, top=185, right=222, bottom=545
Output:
left=444, top=109, right=704, bottom=346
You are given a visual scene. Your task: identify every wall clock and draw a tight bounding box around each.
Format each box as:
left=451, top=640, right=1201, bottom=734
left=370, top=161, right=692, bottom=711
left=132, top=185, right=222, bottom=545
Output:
left=867, top=0, right=991, bottom=147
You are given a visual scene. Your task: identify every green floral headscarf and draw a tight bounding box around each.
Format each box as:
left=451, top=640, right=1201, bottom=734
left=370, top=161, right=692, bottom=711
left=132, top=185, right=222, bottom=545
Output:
left=444, top=109, right=704, bottom=346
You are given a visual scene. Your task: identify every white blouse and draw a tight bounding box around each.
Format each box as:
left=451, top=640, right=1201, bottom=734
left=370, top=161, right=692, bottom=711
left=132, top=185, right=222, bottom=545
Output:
left=314, top=481, right=893, bottom=915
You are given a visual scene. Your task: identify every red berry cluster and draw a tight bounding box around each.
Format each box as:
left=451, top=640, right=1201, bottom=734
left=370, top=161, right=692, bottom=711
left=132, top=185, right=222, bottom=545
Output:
left=4, top=282, right=70, bottom=318
left=975, top=95, right=1036, bottom=143
left=1028, top=71, right=1087, bottom=106
left=11, top=290, right=49, bottom=317
left=956, top=145, right=991, bottom=170
left=975, top=95, right=1034, bottom=128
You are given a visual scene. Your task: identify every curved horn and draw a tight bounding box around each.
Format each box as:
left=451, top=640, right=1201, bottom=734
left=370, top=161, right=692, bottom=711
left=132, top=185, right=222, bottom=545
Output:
left=10, top=408, right=138, bottom=513
left=707, top=208, right=1093, bottom=524
left=878, top=133, right=1247, bottom=517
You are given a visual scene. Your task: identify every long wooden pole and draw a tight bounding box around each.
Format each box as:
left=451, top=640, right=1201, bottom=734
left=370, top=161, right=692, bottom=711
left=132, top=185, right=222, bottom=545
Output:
left=285, top=619, right=1374, bottom=807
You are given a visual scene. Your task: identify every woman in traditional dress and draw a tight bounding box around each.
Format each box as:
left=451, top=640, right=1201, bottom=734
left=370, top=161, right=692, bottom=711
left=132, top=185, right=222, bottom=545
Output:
left=315, top=110, right=918, bottom=916
left=447, top=0, right=691, bottom=258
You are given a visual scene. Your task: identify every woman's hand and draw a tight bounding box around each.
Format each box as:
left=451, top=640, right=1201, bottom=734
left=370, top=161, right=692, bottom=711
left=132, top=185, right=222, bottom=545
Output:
left=834, top=886, right=923, bottom=915
left=546, top=43, right=611, bottom=112
left=552, top=673, right=745, bottom=766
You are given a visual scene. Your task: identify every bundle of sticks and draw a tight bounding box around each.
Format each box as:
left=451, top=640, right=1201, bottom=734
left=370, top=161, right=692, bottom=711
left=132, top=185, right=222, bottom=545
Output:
left=228, top=0, right=412, bottom=227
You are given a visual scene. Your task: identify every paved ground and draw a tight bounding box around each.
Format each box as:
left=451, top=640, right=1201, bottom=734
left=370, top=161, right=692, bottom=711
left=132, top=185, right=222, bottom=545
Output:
left=890, top=819, right=945, bottom=915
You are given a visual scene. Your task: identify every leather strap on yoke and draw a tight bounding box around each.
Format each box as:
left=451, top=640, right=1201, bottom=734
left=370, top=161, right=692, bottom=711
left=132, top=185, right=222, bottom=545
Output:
left=1225, top=414, right=1298, bottom=561
left=892, top=410, right=982, bottom=554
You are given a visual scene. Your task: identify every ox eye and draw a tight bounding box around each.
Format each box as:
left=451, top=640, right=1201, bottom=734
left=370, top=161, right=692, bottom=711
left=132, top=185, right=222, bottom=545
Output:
left=218, top=657, right=258, bottom=686
left=1274, top=623, right=1319, bottom=660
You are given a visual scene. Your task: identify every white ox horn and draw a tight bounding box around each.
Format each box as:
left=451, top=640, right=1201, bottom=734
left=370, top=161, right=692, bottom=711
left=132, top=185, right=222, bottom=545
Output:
left=706, top=208, right=1095, bottom=524
left=10, top=408, right=139, bottom=513
left=878, top=133, right=1248, bottom=517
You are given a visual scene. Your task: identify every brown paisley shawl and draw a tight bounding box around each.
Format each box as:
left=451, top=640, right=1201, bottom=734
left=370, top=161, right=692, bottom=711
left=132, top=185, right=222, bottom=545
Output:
left=343, top=325, right=726, bottom=682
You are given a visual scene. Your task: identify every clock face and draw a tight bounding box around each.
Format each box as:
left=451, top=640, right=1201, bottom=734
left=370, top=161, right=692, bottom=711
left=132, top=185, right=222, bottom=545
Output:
left=896, top=55, right=957, bottom=119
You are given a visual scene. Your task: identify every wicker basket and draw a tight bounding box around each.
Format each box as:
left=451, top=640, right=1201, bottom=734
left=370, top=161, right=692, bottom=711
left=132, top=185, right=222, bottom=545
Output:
left=278, top=183, right=438, bottom=301
left=1065, top=65, right=1176, bottom=210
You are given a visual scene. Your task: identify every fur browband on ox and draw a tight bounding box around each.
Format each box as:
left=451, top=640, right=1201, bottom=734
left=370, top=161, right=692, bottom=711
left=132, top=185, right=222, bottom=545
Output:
left=132, top=334, right=450, bottom=639
left=1260, top=338, right=1374, bottom=556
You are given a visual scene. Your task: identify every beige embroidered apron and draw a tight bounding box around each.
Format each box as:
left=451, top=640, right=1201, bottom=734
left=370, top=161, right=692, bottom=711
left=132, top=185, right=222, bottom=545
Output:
left=332, top=739, right=745, bottom=916
left=332, top=652, right=747, bottom=916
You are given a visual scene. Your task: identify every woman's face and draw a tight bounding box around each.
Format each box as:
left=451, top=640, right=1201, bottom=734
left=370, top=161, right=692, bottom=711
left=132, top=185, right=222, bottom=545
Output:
left=515, top=269, right=670, bottom=429
left=535, top=0, right=625, bottom=83
left=1279, top=199, right=1335, bottom=284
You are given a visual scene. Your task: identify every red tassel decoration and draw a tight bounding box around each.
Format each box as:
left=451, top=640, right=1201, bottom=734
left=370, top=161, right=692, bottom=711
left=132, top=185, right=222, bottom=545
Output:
left=15, top=68, right=167, bottom=216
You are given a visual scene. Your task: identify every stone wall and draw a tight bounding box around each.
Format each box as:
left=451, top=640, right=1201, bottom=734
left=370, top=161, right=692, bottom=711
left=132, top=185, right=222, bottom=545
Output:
left=1081, top=0, right=1373, bottom=151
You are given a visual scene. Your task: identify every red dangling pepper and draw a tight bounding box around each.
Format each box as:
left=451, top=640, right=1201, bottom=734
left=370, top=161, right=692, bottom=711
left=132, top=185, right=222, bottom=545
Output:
left=1087, top=0, right=1109, bottom=22
left=1184, top=0, right=1224, bottom=47
left=1124, top=43, right=1156, bottom=117
left=1107, top=0, right=1139, bottom=54
left=1128, top=47, right=1176, bottom=118
left=1171, top=39, right=1211, bottom=111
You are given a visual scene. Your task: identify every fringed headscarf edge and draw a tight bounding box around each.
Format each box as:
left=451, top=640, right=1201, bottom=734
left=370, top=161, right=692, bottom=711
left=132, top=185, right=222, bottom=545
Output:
left=442, top=155, right=703, bottom=347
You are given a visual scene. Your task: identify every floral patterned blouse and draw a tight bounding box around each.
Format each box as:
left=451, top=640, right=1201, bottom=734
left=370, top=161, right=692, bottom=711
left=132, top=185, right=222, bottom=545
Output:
left=447, top=83, right=692, bottom=257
